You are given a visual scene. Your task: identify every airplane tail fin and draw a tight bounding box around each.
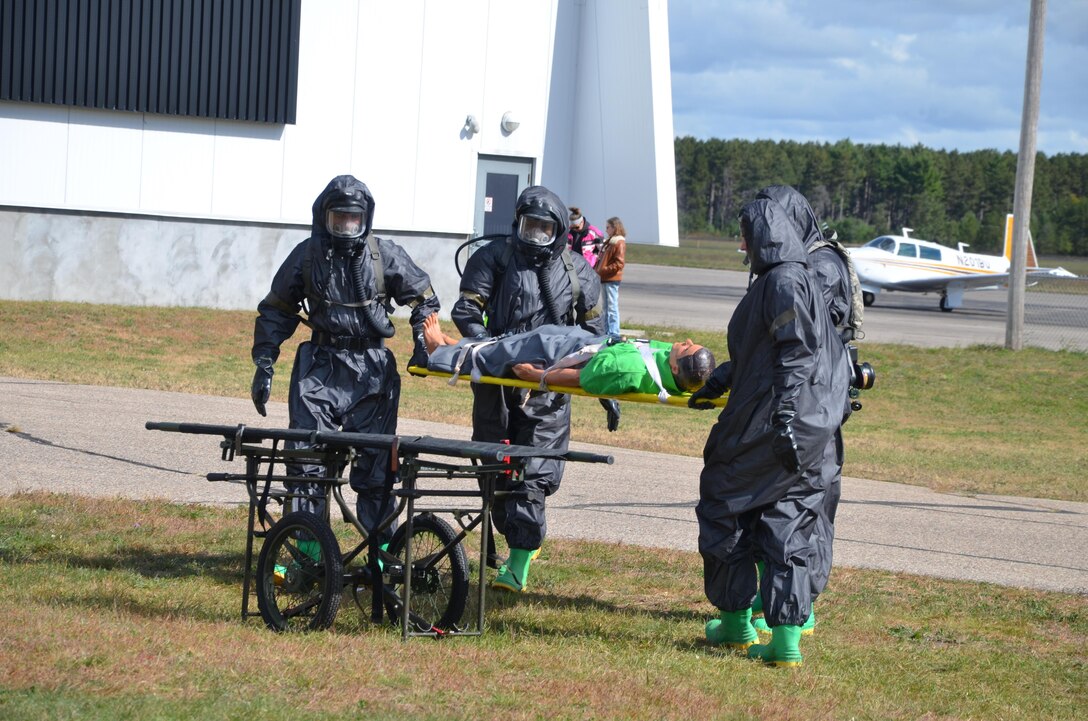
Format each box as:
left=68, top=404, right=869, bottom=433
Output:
left=1003, top=213, right=1039, bottom=268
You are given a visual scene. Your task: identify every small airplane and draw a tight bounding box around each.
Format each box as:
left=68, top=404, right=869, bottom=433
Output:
left=849, top=214, right=1076, bottom=311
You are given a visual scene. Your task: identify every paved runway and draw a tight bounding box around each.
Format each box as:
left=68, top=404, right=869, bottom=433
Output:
left=620, top=263, right=1088, bottom=351
left=3, top=377, right=1085, bottom=595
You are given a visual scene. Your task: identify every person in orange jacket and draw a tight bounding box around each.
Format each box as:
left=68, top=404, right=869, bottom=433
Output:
left=596, top=217, right=627, bottom=335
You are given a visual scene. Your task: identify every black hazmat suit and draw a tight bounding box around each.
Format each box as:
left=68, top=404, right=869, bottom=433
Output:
left=451, top=186, right=604, bottom=551
left=756, top=185, right=864, bottom=597
left=695, top=198, right=851, bottom=627
left=251, top=175, right=440, bottom=542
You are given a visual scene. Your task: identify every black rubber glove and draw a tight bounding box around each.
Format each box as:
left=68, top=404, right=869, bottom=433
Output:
left=251, top=357, right=274, bottom=417
left=771, top=403, right=800, bottom=473
left=687, top=361, right=732, bottom=410
left=599, top=398, right=621, bottom=432
left=407, top=329, right=429, bottom=377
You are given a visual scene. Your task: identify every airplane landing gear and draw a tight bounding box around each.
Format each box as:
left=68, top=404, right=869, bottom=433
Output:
left=939, top=294, right=953, bottom=312
left=862, top=292, right=875, bottom=307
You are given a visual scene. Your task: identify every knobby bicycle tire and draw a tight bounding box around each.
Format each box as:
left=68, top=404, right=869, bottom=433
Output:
left=386, top=513, right=469, bottom=631
left=255, top=511, right=344, bottom=632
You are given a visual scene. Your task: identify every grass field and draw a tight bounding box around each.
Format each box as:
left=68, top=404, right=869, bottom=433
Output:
left=0, top=492, right=1084, bottom=721
left=1, top=300, right=1085, bottom=502
left=1, top=299, right=1086, bottom=719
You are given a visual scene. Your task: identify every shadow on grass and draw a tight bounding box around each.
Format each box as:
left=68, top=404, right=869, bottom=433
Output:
left=478, top=585, right=710, bottom=645
left=11, top=548, right=251, bottom=624
left=54, top=547, right=247, bottom=586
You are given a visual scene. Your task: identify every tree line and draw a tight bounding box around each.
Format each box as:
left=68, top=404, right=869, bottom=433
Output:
left=674, top=137, right=1088, bottom=256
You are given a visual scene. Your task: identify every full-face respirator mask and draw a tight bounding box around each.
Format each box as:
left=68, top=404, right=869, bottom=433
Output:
left=515, top=210, right=561, bottom=265
left=517, top=213, right=557, bottom=248
left=326, top=204, right=366, bottom=253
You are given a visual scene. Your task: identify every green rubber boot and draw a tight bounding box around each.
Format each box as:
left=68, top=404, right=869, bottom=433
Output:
left=705, top=608, right=758, bottom=650
left=368, top=541, right=390, bottom=572
left=495, top=547, right=540, bottom=576
left=747, top=625, right=804, bottom=668
left=493, top=547, right=534, bottom=593
left=754, top=608, right=815, bottom=636
left=297, top=539, right=321, bottom=563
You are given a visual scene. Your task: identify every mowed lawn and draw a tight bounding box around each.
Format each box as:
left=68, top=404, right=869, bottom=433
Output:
left=0, top=492, right=1084, bottom=721
left=0, top=300, right=1085, bottom=720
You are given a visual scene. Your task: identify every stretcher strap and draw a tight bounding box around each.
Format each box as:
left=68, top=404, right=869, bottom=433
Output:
left=406, top=366, right=728, bottom=408
left=448, top=338, right=499, bottom=386
left=634, top=342, right=671, bottom=403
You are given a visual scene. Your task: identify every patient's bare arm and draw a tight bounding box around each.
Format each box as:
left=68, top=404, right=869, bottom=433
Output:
left=511, top=363, right=582, bottom=387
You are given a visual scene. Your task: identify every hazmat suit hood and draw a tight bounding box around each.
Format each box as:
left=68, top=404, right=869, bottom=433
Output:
left=514, top=185, right=570, bottom=264
left=310, top=175, right=377, bottom=247
left=756, top=185, right=823, bottom=250
left=739, top=198, right=808, bottom=275
left=757, top=184, right=864, bottom=337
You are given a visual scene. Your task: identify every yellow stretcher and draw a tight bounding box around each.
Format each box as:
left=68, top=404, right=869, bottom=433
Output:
left=407, top=366, right=728, bottom=408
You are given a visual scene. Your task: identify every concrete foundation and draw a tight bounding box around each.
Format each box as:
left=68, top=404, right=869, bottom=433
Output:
left=0, top=207, right=466, bottom=316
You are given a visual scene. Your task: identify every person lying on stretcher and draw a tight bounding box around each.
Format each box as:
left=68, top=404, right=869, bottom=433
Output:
left=421, top=314, right=716, bottom=399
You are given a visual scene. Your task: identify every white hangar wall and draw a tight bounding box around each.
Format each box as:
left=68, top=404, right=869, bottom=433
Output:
left=0, top=0, right=677, bottom=312
left=544, top=0, right=678, bottom=247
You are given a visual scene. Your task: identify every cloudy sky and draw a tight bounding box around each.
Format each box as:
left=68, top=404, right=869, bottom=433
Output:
left=668, top=0, right=1087, bottom=155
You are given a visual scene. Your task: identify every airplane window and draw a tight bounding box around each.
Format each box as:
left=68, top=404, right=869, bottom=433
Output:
left=867, top=237, right=896, bottom=252
left=919, top=246, right=942, bottom=261
left=897, top=243, right=918, bottom=257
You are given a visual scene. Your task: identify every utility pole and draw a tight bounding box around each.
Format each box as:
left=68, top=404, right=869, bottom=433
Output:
left=1006, top=0, right=1048, bottom=350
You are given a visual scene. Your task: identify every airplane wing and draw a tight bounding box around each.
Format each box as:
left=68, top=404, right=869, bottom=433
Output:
left=880, top=273, right=1011, bottom=293
left=1028, top=266, right=1078, bottom=280
left=881, top=266, right=1075, bottom=294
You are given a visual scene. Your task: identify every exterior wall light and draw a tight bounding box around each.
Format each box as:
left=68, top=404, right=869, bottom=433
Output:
left=501, top=111, right=520, bottom=133
left=464, top=115, right=480, bottom=134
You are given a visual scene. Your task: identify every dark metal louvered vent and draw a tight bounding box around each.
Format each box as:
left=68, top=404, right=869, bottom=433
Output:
left=0, top=0, right=301, bottom=124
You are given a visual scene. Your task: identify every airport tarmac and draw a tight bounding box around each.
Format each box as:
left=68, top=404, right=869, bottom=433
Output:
left=620, top=263, right=1088, bottom=351
left=2, top=376, right=1085, bottom=595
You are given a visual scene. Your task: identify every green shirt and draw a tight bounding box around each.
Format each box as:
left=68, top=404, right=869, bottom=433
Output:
left=579, top=340, right=680, bottom=396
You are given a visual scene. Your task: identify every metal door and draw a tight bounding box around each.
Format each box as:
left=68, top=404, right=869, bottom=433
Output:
left=473, top=156, right=535, bottom=238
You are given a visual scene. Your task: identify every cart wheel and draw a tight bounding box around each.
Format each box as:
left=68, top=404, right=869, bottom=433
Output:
left=256, top=511, right=343, bottom=632
left=386, top=513, right=469, bottom=631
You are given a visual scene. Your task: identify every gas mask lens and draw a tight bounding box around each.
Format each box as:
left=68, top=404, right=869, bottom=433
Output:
left=517, top=214, right=556, bottom=247
left=327, top=207, right=364, bottom=239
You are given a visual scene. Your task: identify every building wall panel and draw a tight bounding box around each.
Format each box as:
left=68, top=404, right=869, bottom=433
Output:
left=66, top=107, right=143, bottom=209
left=0, top=0, right=300, bottom=124
left=276, top=1, right=361, bottom=224
left=351, top=1, right=426, bottom=232
left=411, top=2, right=487, bottom=233
left=0, top=103, right=68, bottom=206
left=210, top=120, right=286, bottom=220
left=139, top=114, right=216, bottom=215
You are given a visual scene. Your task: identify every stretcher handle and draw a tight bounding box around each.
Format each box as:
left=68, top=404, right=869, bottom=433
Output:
left=146, top=421, right=613, bottom=465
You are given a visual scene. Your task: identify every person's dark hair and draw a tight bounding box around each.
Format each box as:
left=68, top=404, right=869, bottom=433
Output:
left=738, top=211, right=753, bottom=244
left=675, top=347, right=716, bottom=392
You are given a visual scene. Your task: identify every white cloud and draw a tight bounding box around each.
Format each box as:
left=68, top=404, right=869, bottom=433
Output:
left=873, top=34, right=917, bottom=63
left=668, top=0, right=1087, bottom=154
